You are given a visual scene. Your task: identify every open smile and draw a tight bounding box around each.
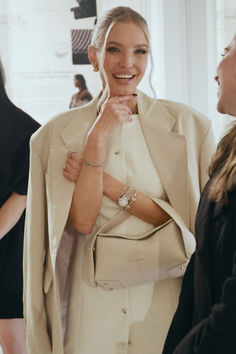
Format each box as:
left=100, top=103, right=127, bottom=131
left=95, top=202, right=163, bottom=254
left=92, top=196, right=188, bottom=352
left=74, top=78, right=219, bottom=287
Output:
left=112, top=73, right=136, bottom=84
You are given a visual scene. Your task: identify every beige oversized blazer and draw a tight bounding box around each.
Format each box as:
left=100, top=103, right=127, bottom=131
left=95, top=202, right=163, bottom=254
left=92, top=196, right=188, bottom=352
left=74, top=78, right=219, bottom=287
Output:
left=23, top=90, right=215, bottom=354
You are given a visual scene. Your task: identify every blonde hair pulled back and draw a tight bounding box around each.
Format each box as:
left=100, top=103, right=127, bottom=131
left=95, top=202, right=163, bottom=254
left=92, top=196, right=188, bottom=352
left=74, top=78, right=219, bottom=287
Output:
left=90, top=6, right=156, bottom=115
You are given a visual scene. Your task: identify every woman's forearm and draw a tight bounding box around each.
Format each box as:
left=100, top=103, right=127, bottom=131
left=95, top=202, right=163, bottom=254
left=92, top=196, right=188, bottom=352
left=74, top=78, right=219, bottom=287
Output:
left=69, top=132, right=106, bottom=234
left=103, top=173, right=171, bottom=226
left=67, top=97, right=136, bottom=233
left=0, top=192, right=26, bottom=240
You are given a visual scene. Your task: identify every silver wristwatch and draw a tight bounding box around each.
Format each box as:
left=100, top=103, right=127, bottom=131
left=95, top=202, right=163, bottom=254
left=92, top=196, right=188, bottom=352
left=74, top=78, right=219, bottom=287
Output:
left=117, top=186, right=137, bottom=210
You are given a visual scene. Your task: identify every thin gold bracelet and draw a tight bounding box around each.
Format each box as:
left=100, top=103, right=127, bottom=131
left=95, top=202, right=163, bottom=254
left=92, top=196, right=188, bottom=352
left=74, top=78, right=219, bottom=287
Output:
left=82, top=158, right=104, bottom=167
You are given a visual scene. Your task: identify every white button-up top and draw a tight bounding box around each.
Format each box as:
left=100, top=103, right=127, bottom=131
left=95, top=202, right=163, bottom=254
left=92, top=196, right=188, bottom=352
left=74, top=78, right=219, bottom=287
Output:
left=97, top=114, right=167, bottom=233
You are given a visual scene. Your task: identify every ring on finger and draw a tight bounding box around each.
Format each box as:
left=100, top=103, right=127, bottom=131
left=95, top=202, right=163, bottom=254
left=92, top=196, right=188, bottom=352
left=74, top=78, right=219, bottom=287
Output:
left=117, top=96, right=123, bottom=104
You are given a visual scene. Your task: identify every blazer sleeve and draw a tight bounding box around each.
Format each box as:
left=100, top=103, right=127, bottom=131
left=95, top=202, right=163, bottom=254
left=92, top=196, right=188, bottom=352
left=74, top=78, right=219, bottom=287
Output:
left=169, top=190, right=236, bottom=354
left=150, top=197, right=196, bottom=259
left=172, top=255, right=236, bottom=354
left=23, top=139, right=52, bottom=353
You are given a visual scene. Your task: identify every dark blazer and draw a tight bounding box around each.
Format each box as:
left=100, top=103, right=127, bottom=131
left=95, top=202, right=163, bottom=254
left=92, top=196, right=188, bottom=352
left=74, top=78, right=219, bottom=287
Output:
left=0, top=101, right=40, bottom=295
left=163, top=179, right=236, bottom=354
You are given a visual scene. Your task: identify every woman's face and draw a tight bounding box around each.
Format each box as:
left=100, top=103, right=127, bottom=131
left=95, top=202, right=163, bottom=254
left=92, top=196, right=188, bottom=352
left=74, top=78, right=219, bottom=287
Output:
left=215, top=35, right=236, bottom=116
left=74, top=78, right=79, bottom=87
left=102, top=21, right=149, bottom=98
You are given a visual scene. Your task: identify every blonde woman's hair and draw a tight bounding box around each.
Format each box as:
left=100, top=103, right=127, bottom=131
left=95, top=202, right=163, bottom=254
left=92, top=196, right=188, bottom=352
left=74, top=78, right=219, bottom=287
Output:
left=90, top=6, right=156, bottom=114
left=209, top=123, right=236, bottom=203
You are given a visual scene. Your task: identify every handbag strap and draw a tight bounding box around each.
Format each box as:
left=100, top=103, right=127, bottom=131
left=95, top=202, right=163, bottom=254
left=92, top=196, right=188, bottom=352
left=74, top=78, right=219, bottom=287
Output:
left=94, top=207, right=195, bottom=259
left=96, top=209, right=172, bottom=240
left=97, top=209, right=130, bottom=234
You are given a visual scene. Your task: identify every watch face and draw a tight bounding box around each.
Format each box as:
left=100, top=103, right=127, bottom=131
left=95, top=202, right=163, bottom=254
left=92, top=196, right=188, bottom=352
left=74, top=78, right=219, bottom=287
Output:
left=118, top=196, right=128, bottom=208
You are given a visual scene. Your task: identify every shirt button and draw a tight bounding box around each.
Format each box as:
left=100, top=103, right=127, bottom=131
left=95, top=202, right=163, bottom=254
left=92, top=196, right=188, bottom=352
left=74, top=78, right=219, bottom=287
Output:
left=128, top=340, right=132, bottom=345
left=114, top=151, right=120, bottom=155
left=121, top=308, right=127, bottom=314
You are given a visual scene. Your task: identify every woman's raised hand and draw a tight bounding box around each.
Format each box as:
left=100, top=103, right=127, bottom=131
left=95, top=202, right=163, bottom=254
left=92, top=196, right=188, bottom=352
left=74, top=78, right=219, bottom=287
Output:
left=92, top=95, right=134, bottom=138
left=63, top=95, right=137, bottom=182
left=63, top=152, right=82, bottom=182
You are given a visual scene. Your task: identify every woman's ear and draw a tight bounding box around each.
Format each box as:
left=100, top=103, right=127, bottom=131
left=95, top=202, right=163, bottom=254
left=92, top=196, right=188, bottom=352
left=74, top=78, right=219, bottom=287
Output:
left=88, top=45, right=99, bottom=70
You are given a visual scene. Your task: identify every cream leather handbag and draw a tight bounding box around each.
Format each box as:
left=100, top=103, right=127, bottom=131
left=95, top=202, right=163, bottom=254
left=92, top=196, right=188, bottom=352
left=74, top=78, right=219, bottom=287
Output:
left=85, top=209, right=191, bottom=290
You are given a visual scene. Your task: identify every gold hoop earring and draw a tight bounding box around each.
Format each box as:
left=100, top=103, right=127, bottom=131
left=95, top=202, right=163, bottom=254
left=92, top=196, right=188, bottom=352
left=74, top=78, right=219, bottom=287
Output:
left=93, top=66, right=99, bottom=72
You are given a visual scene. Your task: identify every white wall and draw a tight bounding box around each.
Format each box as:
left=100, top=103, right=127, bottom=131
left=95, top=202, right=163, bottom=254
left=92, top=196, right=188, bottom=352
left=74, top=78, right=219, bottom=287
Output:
left=1, top=0, right=233, bottom=134
left=147, top=0, right=218, bottom=120
left=0, top=0, right=100, bottom=123
left=151, top=0, right=235, bottom=140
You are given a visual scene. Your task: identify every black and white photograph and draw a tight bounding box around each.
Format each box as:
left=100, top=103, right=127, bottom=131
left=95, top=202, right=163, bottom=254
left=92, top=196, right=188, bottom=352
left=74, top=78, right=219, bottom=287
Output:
left=71, top=28, right=93, bottom=64
left=71, top=0, right=97, bottom=19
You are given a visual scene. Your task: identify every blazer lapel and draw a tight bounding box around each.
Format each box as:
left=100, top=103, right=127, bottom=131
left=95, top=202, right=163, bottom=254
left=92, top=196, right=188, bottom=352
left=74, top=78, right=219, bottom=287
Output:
left=138, top=91, right=189, bottom=227
left=48, top=99, right=98, bottom=261
left=60, top=97, right=98, bottom=146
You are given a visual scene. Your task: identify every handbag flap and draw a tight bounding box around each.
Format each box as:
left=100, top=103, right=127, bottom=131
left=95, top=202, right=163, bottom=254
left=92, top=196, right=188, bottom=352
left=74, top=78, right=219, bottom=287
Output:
left=95, top=200, right=195, bottom=259
left=86, top=199, right=195, bottom=287
left=98, top=218, right=172, bottom=240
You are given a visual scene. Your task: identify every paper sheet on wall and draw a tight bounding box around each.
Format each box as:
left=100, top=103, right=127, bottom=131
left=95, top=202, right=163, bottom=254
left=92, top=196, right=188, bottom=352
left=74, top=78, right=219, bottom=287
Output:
left=0, top=0, right=99, bottom=124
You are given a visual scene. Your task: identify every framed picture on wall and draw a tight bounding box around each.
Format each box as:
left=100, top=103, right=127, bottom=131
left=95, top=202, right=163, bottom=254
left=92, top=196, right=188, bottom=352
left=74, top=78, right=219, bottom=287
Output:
left=71, top=29, right=93, bottom=64
left=71, top=0, right=97, bottom=20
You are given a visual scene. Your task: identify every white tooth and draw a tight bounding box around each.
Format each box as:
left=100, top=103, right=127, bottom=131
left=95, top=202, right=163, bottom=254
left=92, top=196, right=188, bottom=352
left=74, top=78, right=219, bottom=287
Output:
left=115, top=74, right=133, bottom=79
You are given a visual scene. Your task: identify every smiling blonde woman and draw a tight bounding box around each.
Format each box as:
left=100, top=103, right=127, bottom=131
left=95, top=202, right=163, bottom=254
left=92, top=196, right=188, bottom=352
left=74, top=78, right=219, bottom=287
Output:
left=23, top=7, right=216, bottom=354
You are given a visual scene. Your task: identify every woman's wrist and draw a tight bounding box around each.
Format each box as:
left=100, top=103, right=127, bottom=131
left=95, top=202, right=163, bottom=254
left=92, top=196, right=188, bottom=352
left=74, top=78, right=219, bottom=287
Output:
left=103, top=173, right=126, bottom=200
left=83, top=132, right=106, bottom=166
left=87, top=128, right=106, bottom=148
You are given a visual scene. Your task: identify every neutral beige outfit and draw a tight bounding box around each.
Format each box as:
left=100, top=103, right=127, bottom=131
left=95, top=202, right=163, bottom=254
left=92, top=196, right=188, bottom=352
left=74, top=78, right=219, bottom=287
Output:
left=24, top=91, right=215, bottom=354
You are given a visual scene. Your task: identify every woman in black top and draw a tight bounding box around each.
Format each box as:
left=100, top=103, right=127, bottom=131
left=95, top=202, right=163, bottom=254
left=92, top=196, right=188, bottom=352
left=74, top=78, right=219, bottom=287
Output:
left=163, top=33, right=236, bottom=354
left=0, top=59, right=40, bottom=353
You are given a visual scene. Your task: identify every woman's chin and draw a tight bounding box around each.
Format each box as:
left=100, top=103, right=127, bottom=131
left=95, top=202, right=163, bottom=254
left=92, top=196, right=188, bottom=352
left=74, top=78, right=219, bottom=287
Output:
left=217, top=98, right=225, bottom=114
left=110, top=87, right=136, bottom=97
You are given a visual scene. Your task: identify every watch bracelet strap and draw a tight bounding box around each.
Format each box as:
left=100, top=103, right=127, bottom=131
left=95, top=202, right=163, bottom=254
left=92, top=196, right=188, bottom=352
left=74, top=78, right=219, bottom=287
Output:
left=117, top=185, right=137, bottom=209
left=117, top=185, right=129, bottom=198
left=125, top=189, right=137, bottom=209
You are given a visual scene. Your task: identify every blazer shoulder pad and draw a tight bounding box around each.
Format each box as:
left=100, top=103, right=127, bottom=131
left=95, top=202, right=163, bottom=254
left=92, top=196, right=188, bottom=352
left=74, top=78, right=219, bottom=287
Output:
left=157, top=98, right=211, bottom=128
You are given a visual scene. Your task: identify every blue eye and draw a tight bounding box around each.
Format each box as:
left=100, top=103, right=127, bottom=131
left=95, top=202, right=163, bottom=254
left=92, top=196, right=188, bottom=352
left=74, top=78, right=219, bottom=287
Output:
left=106, top=47, right=119, bottom=53
left=135, top=49, right=148, bottom=55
